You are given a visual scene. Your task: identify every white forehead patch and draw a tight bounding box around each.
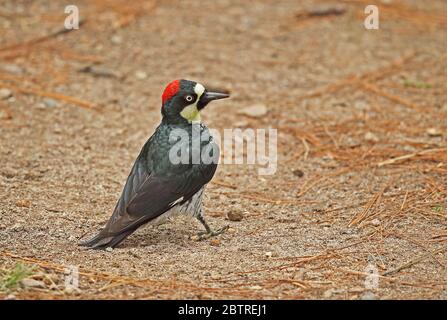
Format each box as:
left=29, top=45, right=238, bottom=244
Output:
left=194, top=83, right=205, bottom=97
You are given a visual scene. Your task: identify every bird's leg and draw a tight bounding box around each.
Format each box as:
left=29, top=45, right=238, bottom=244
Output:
left=195, top=214, right=229, bottom=241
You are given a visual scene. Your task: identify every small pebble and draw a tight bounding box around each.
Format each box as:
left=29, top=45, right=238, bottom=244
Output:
left=349, top=287, right=365, bottom=293
left=36, top=103, right=47, bottom=110
left=227, top=211, right=243, bottom=222
left=105, top=247, right=113, bottom=252
left=111, top=34, right=123, bottom=44
left=20, top=278, right=45, bottom=289
left=238, top=104, right=268, bottom=118
left=371, top=219, right=381, bottom=226
left=233, top=120, right=249, bottom=127
left=135, top=70, right=148, bottom=80
left=64, top=287, right=82, bottom=295
left=0, top=109, right=12, bottom=120
left=292, top=169, right=304, bottom=177
left=210, top=273, right=220, bottom=280
left=364, top=132, right=379, bottom=142
left=43, top=98, right=58, bottom=108
left=0, top=63, right=24, bottom=75
left=10, top=223, right=23, bottom=232
left=361, top=291, right=377, bottom=300
left=0, top=88, right=12, bottom=100
left=15, top=199, right=31, bottom=208
left=209, top=239, right=220, bottom=247
left=323, top=288, right=334, bottom=298
left=427, top=128, right=442, bottom=137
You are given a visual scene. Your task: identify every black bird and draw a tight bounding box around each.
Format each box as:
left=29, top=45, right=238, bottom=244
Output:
left=80, top=79, right=229, bottom=249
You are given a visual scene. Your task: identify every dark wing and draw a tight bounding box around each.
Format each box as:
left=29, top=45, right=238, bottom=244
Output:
left=80, top=156, right=217, bottom=249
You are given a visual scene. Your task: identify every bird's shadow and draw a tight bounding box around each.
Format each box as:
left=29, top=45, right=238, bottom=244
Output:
left=116, top=225, right=195, bottom=249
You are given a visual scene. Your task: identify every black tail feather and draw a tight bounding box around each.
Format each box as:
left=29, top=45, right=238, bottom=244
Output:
left=79, top=229, right=135, bottom=250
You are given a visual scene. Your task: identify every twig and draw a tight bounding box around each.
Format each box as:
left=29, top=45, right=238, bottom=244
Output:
left=0, top=19, right=86, bottom=54
left=239, top=192, right=316, bottom=205
left=400, top=191, right=409, bottom=212
left=323, top=125, right=339, bottom=149
left=360, top=82, right=425, bottom=112
left=263, top=278, right=312, bottom=290
left=383, top=245, right=447, bottom=276
left=297, top=176, right=327, bottom=197
left=291, top=52, right=416, bottom=104
left=431, top=231, right=447, bottom=243
left=377, top=147, right=447, bottom=167
left=301, top=137, right=310, bottom=160
left=348, top=182, right=389, bottom=227
left=236, top=253, right=335, bottom=276
left=0, top=82, right=102, bottom=111
left=210, top=180, right=237, bottom=190
left=296, top=7, right=346, bottom=19
left=297, top=167, right=352, bottom=197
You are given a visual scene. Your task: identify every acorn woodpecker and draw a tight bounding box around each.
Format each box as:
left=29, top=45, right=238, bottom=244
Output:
left=80, top=79, right=229, bottom=249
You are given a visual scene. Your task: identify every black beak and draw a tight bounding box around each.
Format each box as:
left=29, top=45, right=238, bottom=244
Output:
left=197, top=90, right=230, bottom=110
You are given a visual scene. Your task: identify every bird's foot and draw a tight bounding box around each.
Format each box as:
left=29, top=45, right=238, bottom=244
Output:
left=193, top=225, right=229, bottom=241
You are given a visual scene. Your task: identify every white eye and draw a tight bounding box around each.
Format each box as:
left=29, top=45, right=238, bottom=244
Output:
left=185, top=95, right=194, bottom=102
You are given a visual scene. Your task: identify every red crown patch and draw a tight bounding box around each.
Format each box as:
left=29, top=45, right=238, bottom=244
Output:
left=162, top=79, right=180, bottom=105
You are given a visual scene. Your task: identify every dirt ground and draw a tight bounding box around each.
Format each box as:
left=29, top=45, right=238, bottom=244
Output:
left=1, top=0, right=447, bottom=299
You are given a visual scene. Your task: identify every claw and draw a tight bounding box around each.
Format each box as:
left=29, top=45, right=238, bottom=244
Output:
left=194, top=225, right=229, bottom=241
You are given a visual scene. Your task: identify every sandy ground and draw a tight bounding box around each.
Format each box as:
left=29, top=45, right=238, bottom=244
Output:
left=0, top=0, right=447, bottom=299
